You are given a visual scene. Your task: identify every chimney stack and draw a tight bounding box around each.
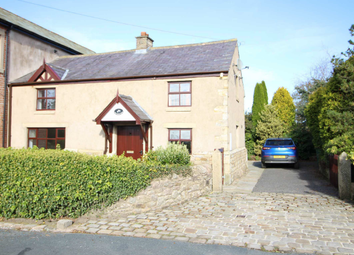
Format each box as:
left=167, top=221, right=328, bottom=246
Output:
left=136, top=32, right=154, bottom=50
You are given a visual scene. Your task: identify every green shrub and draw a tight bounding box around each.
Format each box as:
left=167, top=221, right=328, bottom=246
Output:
left=0, top=147, right=191, bottom=219
left=144, top=143, right=190, bottom=165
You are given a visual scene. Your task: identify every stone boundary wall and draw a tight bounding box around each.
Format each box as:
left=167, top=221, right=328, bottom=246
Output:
left=100, top=164, right=212, bottom=217
left=338, top=152, right=353, bottom=200
left=191, top=153, right=212, bottom=166
left=229, top=147, right=248, bottom=183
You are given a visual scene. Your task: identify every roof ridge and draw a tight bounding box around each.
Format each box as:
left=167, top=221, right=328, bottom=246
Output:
left=56, top=49, right=137, bottom=59
left=152, top=38, right=238, bottom=50
left=0, top=7, right=94, bottom=54
left=54, top=38, right=238, bottom=60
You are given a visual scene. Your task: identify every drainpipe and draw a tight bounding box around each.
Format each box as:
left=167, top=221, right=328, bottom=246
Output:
left=3, top=26, right=11, bottom=147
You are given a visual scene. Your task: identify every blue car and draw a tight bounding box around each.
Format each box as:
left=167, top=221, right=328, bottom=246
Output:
left=261, top=138, right=299, bottom=169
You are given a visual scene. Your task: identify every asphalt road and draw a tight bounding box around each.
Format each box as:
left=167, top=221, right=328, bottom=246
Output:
left=252, top=161, right=338, bottom=196
left=0, top=229, right=289, bottom=255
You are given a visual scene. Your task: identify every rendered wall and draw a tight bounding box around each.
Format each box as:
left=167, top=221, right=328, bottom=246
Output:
left=219, top=45, right=247, bottom=185
left=11, top=76, right=230, bottom=157
left=1, top=29, right=77, bottom=148
left=10, top=44, right=247, bottom=183
left=8, top=30, right=70, bottom=82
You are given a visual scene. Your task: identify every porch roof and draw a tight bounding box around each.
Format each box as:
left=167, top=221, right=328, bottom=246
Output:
left=95, top=92, right=153, bottom=125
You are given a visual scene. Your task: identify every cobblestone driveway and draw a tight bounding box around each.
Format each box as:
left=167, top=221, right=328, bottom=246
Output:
left=1, top=162, right=354, bottom=255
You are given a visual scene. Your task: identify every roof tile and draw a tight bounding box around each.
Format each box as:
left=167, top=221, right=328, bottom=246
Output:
left=11, top=39, right=237, bottom=83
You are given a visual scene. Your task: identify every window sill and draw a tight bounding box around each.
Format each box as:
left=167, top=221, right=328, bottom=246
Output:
left=166, top=107, right=191, bottom=112
left=34, top=111, right=56, bottom=115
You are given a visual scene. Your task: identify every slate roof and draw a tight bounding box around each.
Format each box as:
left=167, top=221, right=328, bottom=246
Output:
left=0, top=7, right=94, bottom=55
left=49, top=64, right=68, bottom=80
left=11, top=39, right=237, bottom=84
left=120, top=95, right=153, bottom=122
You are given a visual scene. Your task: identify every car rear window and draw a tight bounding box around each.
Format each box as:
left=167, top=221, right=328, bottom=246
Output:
left=265, top=140, right=294, bottom=146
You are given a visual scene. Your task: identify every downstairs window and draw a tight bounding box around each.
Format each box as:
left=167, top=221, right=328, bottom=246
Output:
left=168, top=128, right=192, bottom=153
left=28, top=128, right=65, bottom=149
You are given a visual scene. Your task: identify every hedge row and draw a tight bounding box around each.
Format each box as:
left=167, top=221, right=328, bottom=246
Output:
left=0, top=147, right=191, bottom=219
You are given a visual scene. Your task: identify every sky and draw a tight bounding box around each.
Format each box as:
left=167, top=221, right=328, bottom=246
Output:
left=1, top=0, right=353, bottom=111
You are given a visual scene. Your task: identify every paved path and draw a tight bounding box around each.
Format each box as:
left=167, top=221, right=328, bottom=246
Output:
left=252, top=161, right=339, bottom=196
left=1, top=162, right=354, bottom=255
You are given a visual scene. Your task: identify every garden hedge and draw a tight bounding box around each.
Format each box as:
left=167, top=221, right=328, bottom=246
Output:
left=0, top=147, right=190, bottom=219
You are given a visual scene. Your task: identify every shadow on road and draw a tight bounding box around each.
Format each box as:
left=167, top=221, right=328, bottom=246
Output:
left=251, top=161, right=339, bottom=197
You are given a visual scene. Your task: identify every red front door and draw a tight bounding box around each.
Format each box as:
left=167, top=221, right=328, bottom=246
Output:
left=117, top=126, right=143, bottom=159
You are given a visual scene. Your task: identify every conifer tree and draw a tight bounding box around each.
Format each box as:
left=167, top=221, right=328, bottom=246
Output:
left=245, top=111, right=254, bottom=156
left=251, top=81, right=268, bottom=127
left=271, top=87, right=295, bottom=129
left=260, top=80, right=268, bottom=105
left=254, top=105, right=284, bottom=155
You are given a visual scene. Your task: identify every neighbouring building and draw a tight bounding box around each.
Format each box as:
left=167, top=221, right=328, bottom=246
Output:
left=0, top=7, right=94, bottom=147
left=9, top=32, right=247, bottom=184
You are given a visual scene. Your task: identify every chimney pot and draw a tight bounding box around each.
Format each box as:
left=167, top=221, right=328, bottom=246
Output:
left=141, top=32, right=147, bottom=36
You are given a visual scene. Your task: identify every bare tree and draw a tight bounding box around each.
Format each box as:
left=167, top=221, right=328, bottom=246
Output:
left=292, top=58, right=332, bottom=123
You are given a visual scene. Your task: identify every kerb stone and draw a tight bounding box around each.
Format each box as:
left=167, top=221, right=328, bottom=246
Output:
left=57, top=220, right=73, bottom=229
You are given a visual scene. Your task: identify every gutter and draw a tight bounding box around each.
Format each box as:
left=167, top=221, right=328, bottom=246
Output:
left=2, top=26, right=10, bottom=147
left=10, top=71, right=229, bottom=87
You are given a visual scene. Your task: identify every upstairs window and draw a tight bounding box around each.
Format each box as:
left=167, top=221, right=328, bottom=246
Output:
left=169, top=128, right=192, bottom=153
left=28, top=128, right=65, bottom=149
left=37, top=88, right=55, bottom=110
left=168, top=82, right=191, bottom=107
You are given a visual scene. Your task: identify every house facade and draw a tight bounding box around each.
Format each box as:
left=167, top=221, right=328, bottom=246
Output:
left=0, top=7, right=94, bottom=147
left=9, top=32, right=247, bottom=184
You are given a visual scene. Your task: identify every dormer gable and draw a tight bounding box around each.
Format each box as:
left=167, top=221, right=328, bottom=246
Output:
left=28, top=59, right=61, bottom=82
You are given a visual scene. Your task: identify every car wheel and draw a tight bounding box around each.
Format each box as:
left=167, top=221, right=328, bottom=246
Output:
left=261, top=162, right=267, bottom=168
left=294, top=162, right=300, bottom=169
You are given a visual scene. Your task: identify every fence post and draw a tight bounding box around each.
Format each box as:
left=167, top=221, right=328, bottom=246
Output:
left=338, top=152, right=351, bottom=200
left=212, top=149, right=222, bottom=192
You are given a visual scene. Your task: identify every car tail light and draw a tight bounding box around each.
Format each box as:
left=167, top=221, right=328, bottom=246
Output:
left=262, top=147, right=271, bottom=150
left=288, top=147, right=296, bottom=150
